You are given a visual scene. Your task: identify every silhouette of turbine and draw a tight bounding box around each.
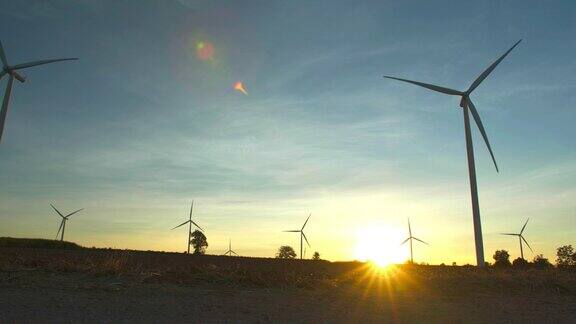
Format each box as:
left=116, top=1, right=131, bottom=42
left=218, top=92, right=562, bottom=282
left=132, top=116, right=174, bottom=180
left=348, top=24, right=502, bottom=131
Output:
left=283, top=213, right=311, bottom=259
left=383, top=40, right=522, bottom=267
left=172, top=201, right=203, bottom=254
left=50, top=204, right=83, bottom=241
left=223, top=239, right=238, bottom=256
left=400, top=218, right=428, bottom=264
left=0, top=40, right=78, bottom=142
left=501, top=218, right=533, bottom=260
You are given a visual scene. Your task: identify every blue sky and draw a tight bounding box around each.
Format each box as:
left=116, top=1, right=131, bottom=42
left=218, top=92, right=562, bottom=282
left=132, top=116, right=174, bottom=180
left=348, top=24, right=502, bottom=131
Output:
left=0, top=0, right=574, bottom=263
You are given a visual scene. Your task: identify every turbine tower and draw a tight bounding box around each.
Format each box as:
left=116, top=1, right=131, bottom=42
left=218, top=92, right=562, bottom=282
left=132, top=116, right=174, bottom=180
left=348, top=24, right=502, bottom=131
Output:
left=400, top=218, right=428, bottom=264
left=383, top=40, right=522, bottom=267
left=283, top=213, right=311, bottom=259
left=223, top=239, right=238, bottom=256
left=501, top=218, right=533, bottom=260
left=0, top=40, right=78, bottom=142
left=172, top=201, right=203, bottom=254
left=50, top=204, right=83, bottom=241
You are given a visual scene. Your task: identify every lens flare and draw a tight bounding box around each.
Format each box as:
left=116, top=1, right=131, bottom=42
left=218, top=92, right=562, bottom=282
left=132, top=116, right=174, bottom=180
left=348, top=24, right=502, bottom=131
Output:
left=196, top=41, right=215, bottom=61
left=234, top=81, right=248, bottom=95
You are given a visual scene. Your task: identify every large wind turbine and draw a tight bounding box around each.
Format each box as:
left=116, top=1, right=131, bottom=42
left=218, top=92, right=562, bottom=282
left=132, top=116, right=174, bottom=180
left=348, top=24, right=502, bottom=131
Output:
left=283, top=213, right=311, bottom=259
left=172, top=201, right=203, bottom=254
left=51, top=204, right=84, bottom=242
left=400, top=218, right=428, bottom=264
left=0, top=40, right=78, bottom=142
left=383, top=40, right=522, bottom=267
left=501, top=218, right=533, bottom=260
left=223, top=239, right=238, bottom=256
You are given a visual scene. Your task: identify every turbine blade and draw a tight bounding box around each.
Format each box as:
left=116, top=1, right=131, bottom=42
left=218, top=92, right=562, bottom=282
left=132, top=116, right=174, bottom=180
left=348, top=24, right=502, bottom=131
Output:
left=302, top=232, right=311, bottom=247
left=65, top=208, right=84, bottom=218
left=190, top=220, right=204, bottom=232
left=413, top=237, right=429, bottom=245
left=0, top=41, right=7, bottom=67
left=467, top=99, right=498, bottom=172
left=408, top=218, right=412, bottom=237
left=0, top=75, right=14, bottom=143
left=301, top=213, right=311, bottom=230
left=171, top=220, right=190, bottom=230
left=231, top=250, right=238, bottom=256
left=383, top=75, right=463, bottom=96
left=520, top=218, right=529, bottom=234
left=50, top=203, right=65, bottom=218
left=10, top=58, right=79, bottom=70
left=400, top=237, right=410, bottom=245
left=467, top=40, right=522, bottom=94
left=501, top=233, right=518, bottom=236
left=283, top=230, right=300, bottom=232
left=189, top=200, right=194, bottom=221
left=521, top=236, right=534, bottom=253
left=56, top=220, right=64, bottom=239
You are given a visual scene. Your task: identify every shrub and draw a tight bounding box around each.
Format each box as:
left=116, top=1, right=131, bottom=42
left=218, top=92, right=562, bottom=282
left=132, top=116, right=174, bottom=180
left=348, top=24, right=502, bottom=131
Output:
left=512, top=257, right=529, bottom=269
left=493, top=250, right=511, bottom=268
left=532, top=254, right=552, bottom=269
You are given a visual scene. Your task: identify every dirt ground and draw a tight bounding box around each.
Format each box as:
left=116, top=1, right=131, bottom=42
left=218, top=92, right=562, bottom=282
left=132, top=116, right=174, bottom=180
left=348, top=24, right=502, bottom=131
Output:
left=1, top=270, right=575, bottom=323
left=1, top=246, right=575, bottom=323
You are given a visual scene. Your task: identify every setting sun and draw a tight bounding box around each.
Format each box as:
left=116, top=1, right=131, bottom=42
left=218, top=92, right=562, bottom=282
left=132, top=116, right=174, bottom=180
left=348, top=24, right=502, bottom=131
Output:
left=354, top=227, right=407, bottom=267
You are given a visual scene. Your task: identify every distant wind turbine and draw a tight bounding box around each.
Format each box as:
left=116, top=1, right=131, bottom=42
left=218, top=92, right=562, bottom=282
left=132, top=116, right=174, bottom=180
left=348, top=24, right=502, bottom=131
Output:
left=223, top=239, right=238, bottom=256
left=172, top=201, right=203, bottom=254
left=51, top=204, right=83, bottom=242
left=501, top=218, right=533, bottom=260
left=283, top=213, right=311, bottom=259
left=383, top=40, right=522, bottom=267
left=0, top=40, right=78, bottom=142
left=400, top=218, right=428, bottom=264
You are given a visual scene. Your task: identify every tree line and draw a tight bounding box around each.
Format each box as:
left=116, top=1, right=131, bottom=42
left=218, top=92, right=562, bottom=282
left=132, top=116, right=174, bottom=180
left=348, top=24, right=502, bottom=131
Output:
left=492, top=244, right=575, bottom=269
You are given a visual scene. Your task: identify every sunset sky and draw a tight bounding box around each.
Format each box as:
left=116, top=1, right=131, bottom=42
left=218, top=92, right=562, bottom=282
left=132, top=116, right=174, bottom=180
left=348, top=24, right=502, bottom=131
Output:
left=0, top=0, right=574, bottom=264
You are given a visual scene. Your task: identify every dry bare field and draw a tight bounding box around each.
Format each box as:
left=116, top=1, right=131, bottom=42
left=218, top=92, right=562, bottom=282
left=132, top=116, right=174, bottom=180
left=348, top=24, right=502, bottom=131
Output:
left=1, top=246, right=575, bottom=323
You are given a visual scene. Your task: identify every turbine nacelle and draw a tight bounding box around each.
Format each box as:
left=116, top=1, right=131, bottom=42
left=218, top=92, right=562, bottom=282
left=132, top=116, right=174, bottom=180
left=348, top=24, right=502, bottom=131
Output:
left=459, top=95, right=468, bottom=108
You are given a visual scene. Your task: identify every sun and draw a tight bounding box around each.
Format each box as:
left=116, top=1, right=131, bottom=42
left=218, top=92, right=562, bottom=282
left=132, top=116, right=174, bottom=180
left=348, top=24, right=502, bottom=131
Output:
left=355, top=227, right=407, bottom=267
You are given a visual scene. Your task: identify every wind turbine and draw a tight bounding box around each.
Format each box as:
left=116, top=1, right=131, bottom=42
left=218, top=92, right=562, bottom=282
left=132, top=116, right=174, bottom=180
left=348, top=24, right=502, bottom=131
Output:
left=501, top=218, right=533, bottom=260
left=51, top=204, right=83, bottom=242
left=383, top=40, right=522, bottom=267
left=0, top=40, right=78, bottom=142
left=400, top=218, right=428, bottom=264
left=223, top=239, right=238, bottom=256
left=171, top=201, right=203, bottom=254
left=283, top=213, right=311, bottom=259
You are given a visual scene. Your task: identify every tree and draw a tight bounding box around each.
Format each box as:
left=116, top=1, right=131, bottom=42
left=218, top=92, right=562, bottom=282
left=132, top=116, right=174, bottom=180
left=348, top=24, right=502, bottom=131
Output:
left=512, top=257, right=529, bottom=269
left=556, top=245, right=575, bottom=267
left=276, top=245, right=296, bottom=259
left=493, top=250, right=511, bottom=268
left=190, top=230, right=208, bottom=255
left=312, top=251, right=320, bottom=260
left=532, top=254, right=552, bottom=269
